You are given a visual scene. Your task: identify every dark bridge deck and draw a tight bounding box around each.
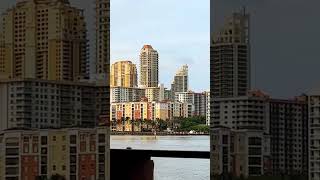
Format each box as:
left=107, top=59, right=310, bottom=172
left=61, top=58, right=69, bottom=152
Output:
left=110, top=149, right=209, bottom=180
left=111, top=148, right=210, bottom=159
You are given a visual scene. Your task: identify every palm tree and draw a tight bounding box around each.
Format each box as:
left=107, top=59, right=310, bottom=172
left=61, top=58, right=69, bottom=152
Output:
left=121, top=117, right=125, bottom=132
left=136, top=119, right=142, bottom=132
left=125, top=117, right=130, bottom=131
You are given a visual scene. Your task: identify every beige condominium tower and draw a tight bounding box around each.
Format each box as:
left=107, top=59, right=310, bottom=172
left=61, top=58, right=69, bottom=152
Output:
left=110, top=60, right=137, bottom=87
left=0, top=0, right=89, bottom=81
left=140, top=45, right=159, bottom=87
left=95, top=0, right=110, bottom=82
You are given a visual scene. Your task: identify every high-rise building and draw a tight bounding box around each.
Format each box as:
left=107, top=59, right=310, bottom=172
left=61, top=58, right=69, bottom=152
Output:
left=110, top=61, right=137, bottom=87
left=111, top=86, right=145, bottom=103
left=308, top=92, right=320, bottom=180
left=95, top=0, right=110, bottom=81
left=0, top=79, right=109, bottom=131
left=140, top=45, right=159, bottom=87
left=0, top=127, right=110, bottom=180
left=211, top=90, right=270, bottom=132
left=175, top=91, right=207, bottom=117
left=269, top=96, right=308, bottom=176
left=194, top=92, right=207, bottom=117
left=0, top=0, right=89, bottom=81
left=171, top=65, right=188, bottom=94
left=211, top=10, right=250, bottom=98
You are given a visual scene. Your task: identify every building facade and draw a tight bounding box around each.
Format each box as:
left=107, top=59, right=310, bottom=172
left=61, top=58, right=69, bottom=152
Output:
left=171, top=65, right=188, bottom=94
left=308, top=93, right=320, bottom=180
left=211, top=127, right=271, bottom=178
left=111, top=101, right=194, bottom=122
left=0, top=79, right=109, bottom=131
left=269, top=97, right=308, bottom=176
left=139, top=45, right=159, bottom=87
left=211, top=93, right=270, bottom=132
left=211, top=10, right=250, bottom=98
left=0, top=127, right=110, bottom=180
left=175, top=91, right=207, bottom=117
left=0, top=0, right=89, bottom=81
left=110, top=61, right=137, bottom=87
left=144, top=84, right=165, bottom=102
left=95, top=0, right=110, bottom=81
left=111, top=86, right=145, bottom=103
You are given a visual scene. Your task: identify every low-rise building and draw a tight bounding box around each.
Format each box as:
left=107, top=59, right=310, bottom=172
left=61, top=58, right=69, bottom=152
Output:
left=0, top=127, right=110, bottom=180
left=110, top=101, right=194, bottom=122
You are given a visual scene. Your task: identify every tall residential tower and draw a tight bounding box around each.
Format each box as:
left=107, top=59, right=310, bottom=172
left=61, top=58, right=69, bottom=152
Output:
left=110, top=61, right=137, bottom=87
left=95, top=0, right=110, bottom=81
left=0, top=0, right=88, bottom=81
left=139, top=45, right=159, bottom=87
left=211, top=10, right=250, bottom=98
left=171, top=65, right=188, bottom=94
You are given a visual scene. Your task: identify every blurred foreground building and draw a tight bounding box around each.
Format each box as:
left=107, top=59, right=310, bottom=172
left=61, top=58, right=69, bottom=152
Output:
left=0, top=79, right=109, bottom=131
left=0, top=127, right=110, bottom=180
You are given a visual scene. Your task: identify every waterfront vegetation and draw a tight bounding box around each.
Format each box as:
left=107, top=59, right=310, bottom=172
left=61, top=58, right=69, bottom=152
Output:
left=112, top=116, right=209, bottom=133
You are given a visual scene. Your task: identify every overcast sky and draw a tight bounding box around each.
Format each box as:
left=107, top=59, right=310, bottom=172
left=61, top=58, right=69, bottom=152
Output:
left=212, top=0, right=320, bottom=98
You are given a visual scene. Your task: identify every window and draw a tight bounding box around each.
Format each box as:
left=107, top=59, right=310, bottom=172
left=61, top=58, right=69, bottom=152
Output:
left=222, top=135, right=228, bottom=144
left=70, top=135, right=76, bottom=144
left=41, top=136, right=47, bottom=145
left=98, top=134, right=105, bottom=143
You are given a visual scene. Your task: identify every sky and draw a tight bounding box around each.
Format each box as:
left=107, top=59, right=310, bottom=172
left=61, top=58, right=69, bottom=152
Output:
left=110, top=0, right=210, bottom=92
left=0, top=0, right=210, bottom=92
left=212, top=0, right=320, bottom=98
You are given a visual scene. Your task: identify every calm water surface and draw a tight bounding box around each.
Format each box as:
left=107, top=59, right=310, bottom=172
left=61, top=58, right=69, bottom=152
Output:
left=111, top=135, right=209, bottom=180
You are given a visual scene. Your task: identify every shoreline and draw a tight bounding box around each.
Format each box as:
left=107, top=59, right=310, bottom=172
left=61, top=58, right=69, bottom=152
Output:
left=111, top=131, right=209, bottom=136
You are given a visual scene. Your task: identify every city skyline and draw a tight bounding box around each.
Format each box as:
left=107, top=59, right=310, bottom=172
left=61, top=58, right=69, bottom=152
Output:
left=0, top=0, right=210, bottom=92
left=111, top=0, right=210, bottom=92
left=2, top=0, right=320, bottom=97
